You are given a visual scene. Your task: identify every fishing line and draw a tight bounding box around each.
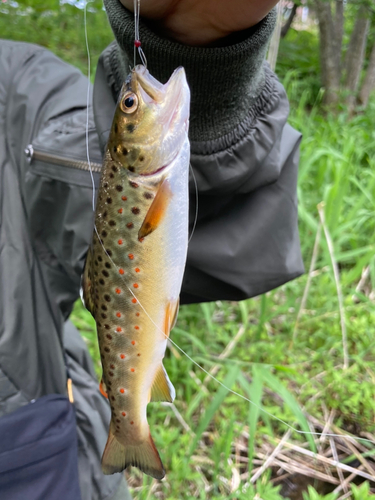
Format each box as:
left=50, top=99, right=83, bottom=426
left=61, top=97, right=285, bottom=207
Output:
left=188, top=162, right=198, bottom=243
left=133, top=0, right=147, bottom=68
left=82, top=2, right=375, bottom=449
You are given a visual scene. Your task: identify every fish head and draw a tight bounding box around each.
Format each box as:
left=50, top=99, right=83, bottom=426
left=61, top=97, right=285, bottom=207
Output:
left=108, top=65, right=190, bottom=176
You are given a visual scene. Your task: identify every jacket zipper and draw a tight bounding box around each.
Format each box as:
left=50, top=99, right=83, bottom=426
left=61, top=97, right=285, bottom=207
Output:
left=24, top=145, right=102, bottom=173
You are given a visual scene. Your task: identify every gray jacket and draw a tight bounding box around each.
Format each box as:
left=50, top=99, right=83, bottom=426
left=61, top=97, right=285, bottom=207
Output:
left=0, top=33, right=303, bottom=499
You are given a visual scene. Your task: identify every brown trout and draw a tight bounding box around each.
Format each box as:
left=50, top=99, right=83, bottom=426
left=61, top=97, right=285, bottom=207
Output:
left=82, top=65, right=190, bottom=479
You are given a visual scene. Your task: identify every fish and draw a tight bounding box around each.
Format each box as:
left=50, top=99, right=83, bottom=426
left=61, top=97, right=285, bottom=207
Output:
left=81, top=64, right=190, bottom=479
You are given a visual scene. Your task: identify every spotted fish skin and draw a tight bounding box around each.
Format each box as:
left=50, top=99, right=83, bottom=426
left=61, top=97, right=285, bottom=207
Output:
left=82, top=65, right=190, bottom=479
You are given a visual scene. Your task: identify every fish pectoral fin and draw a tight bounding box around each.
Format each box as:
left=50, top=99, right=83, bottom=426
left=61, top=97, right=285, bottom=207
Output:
left=150, top=364, right=176, bottom=403
left=138, top=178, right=173, bottom=240
left=81, top=247, right=95, bottom=317
left=102, top=425, right=165, bottom=479
left=164, top=298, right=180, bottom=338
left=99, top=379, right=108, bottom=399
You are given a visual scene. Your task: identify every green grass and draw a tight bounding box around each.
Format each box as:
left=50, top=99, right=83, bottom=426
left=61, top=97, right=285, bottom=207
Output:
left=2, top=5, right=375, bottom=498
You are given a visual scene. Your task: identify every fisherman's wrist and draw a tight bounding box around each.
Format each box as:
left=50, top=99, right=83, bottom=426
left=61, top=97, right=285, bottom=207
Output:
left=104, top=0, right=277, bottom=146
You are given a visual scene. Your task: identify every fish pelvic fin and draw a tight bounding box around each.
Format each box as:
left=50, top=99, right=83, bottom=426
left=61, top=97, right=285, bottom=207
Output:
left=101, top=427, right=165, bottom=480
left=150, top=364, right=176, bottom=403
left=99, top=379, right=108, bottom=399
left=81, top=247, right=95, bottom=317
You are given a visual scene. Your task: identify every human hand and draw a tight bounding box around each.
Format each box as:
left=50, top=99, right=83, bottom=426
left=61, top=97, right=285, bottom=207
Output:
left=119, top=0, right=279, bottom=46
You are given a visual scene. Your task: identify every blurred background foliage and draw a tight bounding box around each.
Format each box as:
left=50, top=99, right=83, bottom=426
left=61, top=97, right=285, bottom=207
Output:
left=1, top=1, right=375, bottom=498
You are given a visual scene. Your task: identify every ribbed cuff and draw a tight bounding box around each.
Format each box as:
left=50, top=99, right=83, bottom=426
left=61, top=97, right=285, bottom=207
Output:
left=103, top=0, right=276, bottom=143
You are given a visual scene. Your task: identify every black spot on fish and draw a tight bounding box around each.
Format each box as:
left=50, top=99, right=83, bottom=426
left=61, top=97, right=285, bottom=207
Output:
left=102, top=230, right=107, bottom=238
left=109, top=371, right=114, bottom=377
left=107, top=197, right=112, bottom=204
left=98, top=256, right=103, bottom=262
left=127, top=124, right=135, bottom=133
left=105, top=324, right=110, bottom=329
left=112, top=166, right=118, bottom=173
left=101, top=313, right=107, bottom=319
left=102, top=270, right=109, bottom=277
left=94, top=260, right=98, bottom=266
left=122, top=147, right=128, bottom=156
left=99, top=279, right=105, bottom=285
left=139, top=155, right=144, bottom=162
left=104, top=182, right=108, bottom=188
left=129, top=181, right=139, bottom=188
left=101, top=305, right=107, bottom=311
left=128, top=166, right=135, bottom=172
left=116, top=185, right=123, bottom=192
left=109, top=173, right=114, bottom=178
left=104, top=347, right=110, bottom=353
left=104, top=294, right=111, bottom=302
left=106, top=249, right=112, bottom=257
left=143, top=192, right=153, bottom=200
left=131, top=207, right=140, bottom=215
left=105, top=262, right=111, bottom=269
left=126, top=222, right=134, bottom=229
left=106, top=334, right=112, bottom=340
left=114, top=124, right=118, bottom=134
left=109, top=220, right=116, bottom=226
left=103, top=211, right=107, bottom=218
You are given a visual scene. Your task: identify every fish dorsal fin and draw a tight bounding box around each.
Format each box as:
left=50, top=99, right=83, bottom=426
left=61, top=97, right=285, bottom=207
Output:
left=138, top=178, right=173, bottom=240
left=99, top=379, right=108, bottom=399
left=81, top=247, right=95, bottom=317
left=164, top=298, right=180, bottom=338
left=150, top=364, right=176, bottom=403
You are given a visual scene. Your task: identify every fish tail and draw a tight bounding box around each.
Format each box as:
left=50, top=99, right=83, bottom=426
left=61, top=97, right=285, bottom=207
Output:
left=101, top=426, right=165, bottom=480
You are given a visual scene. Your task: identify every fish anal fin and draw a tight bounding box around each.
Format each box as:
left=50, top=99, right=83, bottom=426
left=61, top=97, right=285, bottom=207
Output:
left=101, top=427, right=165, bottom=480
left=164, top=298, right=180, bottom=338
left=150, top=364, right=176, bottom=403
left=99, top=379, right=108, bottom=399
left=138, top=179, right=173, bottom=240
left=81, top=247, right=95, bottom=316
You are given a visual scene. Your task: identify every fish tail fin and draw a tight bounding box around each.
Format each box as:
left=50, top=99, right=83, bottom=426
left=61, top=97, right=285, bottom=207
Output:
left=101, top=426, right=165, bottom=480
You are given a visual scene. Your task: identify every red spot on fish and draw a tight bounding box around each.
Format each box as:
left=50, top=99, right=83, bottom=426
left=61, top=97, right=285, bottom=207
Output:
left=118, top=208, right=123, bottom=214
left=134, top=39, right=141, bottom=48
left=131, top=341, right=136, bottom=345
left=116, top=312, right=121, bottom=318
left=116, top=327, right=122, bottom=332
left=136, top=312, right=140, bottom=317
left=135, top=268, right=140, bottom=273
left=115, top=288, right=121, bottom=294
left=122, top=196, right=127, bottom=201
left=120, top=354, right=125, bottom=359
left=119, top=268, right=124, bottom=275
left=128, top=254, right=134, bottom=260
left=139, top=237, right=144, bottom=243
left=120, top=388, right=125, bottom=394
left=133, top=283, right=139, bottom=289
left=134, top=326, right=139, bottom=330
left=137, top=353, right=141, bottom=356
left=130, top=368, right=135, bottom=372
left=130, top=421, right=134, bottom=425
left=132, top=298, right=137, bottom=304
left=118, top=239, right=123, bottom=245
left=122, top=412, right=126, bottom=417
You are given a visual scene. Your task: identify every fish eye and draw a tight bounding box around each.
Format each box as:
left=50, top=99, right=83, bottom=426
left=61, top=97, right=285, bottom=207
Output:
left=120, top=92, right=138, bottom=114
